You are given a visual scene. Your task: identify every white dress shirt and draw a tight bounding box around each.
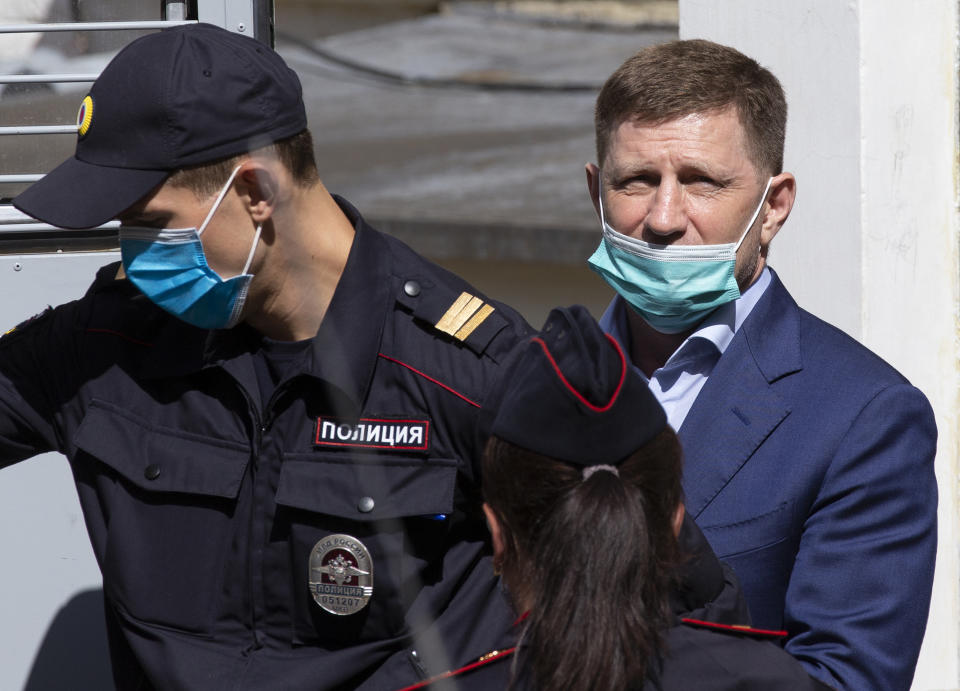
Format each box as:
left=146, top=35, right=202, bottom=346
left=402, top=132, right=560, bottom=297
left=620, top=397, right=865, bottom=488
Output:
left=599, top=268, right=772, bottom=432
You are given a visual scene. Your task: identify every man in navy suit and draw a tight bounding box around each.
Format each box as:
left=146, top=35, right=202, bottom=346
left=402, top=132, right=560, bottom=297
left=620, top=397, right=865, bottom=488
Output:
left=585, top=40, right=937, bottom=690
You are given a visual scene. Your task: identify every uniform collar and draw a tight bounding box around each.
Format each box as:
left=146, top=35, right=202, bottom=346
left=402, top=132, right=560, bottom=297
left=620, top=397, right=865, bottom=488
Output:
left=296, top=195, right=391, bottom=408
left=139, top=196, right=391, bottom=412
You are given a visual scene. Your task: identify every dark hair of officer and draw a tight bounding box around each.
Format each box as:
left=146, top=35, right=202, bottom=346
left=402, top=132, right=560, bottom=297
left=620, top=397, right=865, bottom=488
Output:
left=594, top=39, right=787, bottom=176
left=482, top=430, right=683, bottom=690
left=166, top=129, right=320, bottom=198
left=482, top=306, right=682, bottom=691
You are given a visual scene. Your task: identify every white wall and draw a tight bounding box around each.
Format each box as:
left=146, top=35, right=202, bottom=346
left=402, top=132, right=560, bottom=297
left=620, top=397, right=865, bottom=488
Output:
left=679, top=1, right=960, bottom=688
left=0, top=253, right=114, bottom=691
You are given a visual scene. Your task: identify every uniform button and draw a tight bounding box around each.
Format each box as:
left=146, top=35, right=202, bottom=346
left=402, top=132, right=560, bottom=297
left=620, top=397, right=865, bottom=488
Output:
left=403, top=280, right=421, bottom=297
left=358, top=496, right=375, bottom=513
left=144, top=464, right=161, bottom=480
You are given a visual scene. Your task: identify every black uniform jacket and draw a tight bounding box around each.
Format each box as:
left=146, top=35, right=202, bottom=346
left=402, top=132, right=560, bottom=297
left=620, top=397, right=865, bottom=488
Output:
left=398, top=522, right=834, bottom=691
left=0, top=199, right=533, bottom=690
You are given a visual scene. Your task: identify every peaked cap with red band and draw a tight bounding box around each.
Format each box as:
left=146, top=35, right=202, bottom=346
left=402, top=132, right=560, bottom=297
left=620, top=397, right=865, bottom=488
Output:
left=490, top=305, right=666, bottom=465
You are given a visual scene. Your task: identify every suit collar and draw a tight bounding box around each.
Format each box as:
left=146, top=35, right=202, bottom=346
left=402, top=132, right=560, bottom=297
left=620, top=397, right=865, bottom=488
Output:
left=678, top=269, right=801, bottom=518
left=740, top=268, right=803, bottom=383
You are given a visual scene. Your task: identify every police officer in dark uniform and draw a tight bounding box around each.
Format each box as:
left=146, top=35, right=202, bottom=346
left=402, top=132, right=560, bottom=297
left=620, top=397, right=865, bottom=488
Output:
left=7, top=23, right=534, bottom=690
left=401, top=306, right=834, bottom=690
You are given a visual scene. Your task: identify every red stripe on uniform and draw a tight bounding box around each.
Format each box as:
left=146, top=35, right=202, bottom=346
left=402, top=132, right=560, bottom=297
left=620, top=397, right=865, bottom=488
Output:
left=377, top=353, right=481, bottom=408
left=681, top=617, right=788, bottom=637
left=394, top=647, right=517, bottom=691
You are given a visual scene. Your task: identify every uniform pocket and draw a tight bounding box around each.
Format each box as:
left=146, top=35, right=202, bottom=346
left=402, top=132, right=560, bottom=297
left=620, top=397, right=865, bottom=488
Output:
left=275, top=453, right=458, bottom=645
left=73, top=399, right=250, bottom=634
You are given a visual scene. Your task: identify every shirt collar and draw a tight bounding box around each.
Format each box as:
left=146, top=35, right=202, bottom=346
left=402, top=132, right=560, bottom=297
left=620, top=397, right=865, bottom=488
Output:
left=599, top=267, right=773, bottom=369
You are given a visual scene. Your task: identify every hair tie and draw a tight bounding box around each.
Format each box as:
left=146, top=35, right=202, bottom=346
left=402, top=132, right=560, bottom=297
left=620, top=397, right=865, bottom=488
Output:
left=582, top=464, right=619, bottom=480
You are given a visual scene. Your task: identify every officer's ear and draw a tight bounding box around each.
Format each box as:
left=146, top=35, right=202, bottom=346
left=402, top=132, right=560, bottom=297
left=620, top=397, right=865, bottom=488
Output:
left=235, top=160, right=279, bottom=224
left=482, top=503, right=505, bottom=562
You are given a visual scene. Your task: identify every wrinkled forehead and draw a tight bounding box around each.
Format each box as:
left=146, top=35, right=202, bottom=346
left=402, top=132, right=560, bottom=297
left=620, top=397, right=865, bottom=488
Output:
left=603, top=107, right=756, bottom=175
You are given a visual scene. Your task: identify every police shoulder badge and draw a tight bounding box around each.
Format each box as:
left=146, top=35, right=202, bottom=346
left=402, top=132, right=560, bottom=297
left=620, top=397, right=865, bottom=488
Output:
left=77, top=95, right=94, bottom=138
left=1, top=307, right=52, bottom=344
left=309, top=534, right=374, bottom=615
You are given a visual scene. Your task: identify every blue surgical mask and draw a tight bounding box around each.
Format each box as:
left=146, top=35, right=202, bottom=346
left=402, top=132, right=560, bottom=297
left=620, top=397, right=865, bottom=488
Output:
left=587, top=177, right=773, bottom=334
left=120, top=166, right=262, bottom=330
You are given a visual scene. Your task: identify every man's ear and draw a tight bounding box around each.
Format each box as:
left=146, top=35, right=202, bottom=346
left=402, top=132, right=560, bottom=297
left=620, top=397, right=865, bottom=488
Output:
left=483, top=502, right=505, bottom=562
left=236, top=161, right=279, bottom=224
left=585, top=162, right=602, bottom=219
left=760, top=171, right=796, bottom=249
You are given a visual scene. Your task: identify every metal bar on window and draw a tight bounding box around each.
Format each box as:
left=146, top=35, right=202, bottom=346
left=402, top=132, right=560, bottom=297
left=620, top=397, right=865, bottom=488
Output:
left=0, top=175, right=44, bottom=184
left=0, top=20, right=196, bottom=34
left=0, top=126, right=77, bottom=135
left=165, top=1, right=189, bottom=22
left=0, top=224, right=121, bottom=232
left=0, top=74, right=97, bottom=84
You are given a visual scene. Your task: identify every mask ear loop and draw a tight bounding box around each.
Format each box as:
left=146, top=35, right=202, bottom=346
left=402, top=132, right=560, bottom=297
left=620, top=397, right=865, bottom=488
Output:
left=241, top=224, right=263, bottom=276
left=733, top=176, right=774, bottom=252
left=597, top=177, right=606, bottom=226
left=197, top=164, right=245, bottom=236
left=597, top=172, right=609, bottom=227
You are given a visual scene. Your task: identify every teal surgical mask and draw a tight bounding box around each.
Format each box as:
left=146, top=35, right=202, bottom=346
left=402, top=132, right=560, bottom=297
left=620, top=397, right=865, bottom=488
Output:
left=588, top=177, right=773, bottom=334
left=120, top=165, right=262, bottom=330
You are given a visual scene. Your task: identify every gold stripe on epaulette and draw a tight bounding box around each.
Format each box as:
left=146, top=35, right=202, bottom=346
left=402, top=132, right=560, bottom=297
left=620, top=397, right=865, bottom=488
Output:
left=477, top=650, right=502, bottom=663
left=436, top=292, right=483, bottom=336
left=455, top=303, right=494, bottom=341
left=434, top=292, right=474, bottom=334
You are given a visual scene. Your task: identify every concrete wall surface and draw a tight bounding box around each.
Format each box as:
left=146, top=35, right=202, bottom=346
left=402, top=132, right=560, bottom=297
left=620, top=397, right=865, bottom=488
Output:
left=680, top=1, right=960, bottom=688
left=0, top=253, right=116, bottom=691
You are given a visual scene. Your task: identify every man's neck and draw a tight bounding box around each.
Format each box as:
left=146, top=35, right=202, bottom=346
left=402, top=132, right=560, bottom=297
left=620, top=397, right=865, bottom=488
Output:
left=627, top=312, right=693, bottom=377
left=625, top=265, right=768, bottom=375
left=245, top=185, right=355, bottom=342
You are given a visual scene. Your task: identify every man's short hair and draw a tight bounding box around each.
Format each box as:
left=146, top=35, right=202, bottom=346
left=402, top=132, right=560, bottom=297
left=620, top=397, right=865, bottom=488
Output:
left=167, top=129, right=320, bottom=198
left=595, top=39, right=787, bottom=176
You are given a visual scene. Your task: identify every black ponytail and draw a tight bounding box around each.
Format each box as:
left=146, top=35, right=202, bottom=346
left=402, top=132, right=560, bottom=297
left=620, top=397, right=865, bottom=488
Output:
left=482, top=429, right=684, bottom=690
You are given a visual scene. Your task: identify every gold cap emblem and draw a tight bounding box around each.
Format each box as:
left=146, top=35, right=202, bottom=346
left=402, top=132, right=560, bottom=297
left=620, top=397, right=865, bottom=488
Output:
left=77, top=95, right=94, bottom=137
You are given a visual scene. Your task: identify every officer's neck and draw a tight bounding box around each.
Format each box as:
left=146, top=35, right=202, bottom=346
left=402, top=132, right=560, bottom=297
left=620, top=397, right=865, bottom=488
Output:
left=243, top=184, right=354, bottom=342
left=626, top=312, right=694, bottom=378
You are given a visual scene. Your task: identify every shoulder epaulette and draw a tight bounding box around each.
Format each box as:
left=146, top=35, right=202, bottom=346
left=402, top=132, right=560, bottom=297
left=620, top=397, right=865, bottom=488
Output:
left=680, top=617, right=788, bottom=639
left=396, top=278, right=512, bottom=357
left=435, top=291, right=496, bottom=342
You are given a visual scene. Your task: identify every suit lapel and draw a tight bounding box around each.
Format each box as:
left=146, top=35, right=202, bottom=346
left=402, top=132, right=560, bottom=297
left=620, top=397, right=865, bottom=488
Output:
left=678, top=272, right=802, bottom=519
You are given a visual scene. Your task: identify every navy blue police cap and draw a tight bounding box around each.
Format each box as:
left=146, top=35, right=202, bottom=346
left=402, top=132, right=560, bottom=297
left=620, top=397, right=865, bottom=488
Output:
left=14, top=23, right=307, bottom=229
left=490, top=305, right=667, bottom=465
